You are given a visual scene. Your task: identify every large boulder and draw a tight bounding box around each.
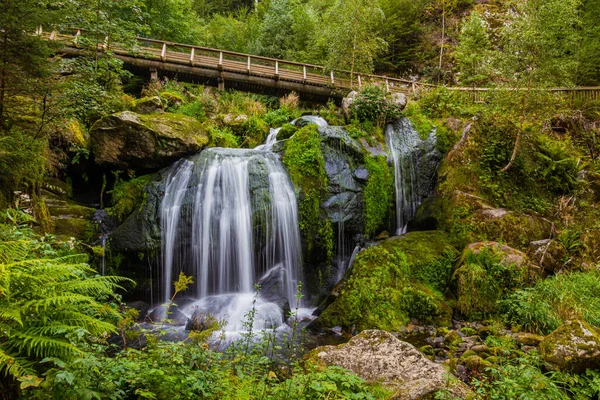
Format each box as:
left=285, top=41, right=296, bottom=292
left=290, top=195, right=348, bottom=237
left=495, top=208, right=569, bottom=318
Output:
left=256, top=265, right=291, bottom=318
left=42, top=189, right=95, bottom=240
left=314, top=231, right=457, bottom=331
left=306, top=330, right=472, bottom=399
left=454, top=242, right=535, bottom=318
left=90, top=111, right=209, bottom=170
left=539, top=320, right=600, bottom=372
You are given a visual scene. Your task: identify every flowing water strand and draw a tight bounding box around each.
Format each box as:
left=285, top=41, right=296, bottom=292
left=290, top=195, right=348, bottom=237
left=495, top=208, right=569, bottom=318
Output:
left=255, top=127, right=281, bottom=151
left=160, top=160, right=194, bottom=300
left=386, top=119, right=422, bottom=235
left=264, top=157, right=304, bottom=307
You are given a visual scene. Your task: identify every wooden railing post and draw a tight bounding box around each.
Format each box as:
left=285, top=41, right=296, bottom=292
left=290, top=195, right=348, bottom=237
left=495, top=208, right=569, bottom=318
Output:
left=103, top=35, right=109, bottom=50
left=161, top=43, right=167, bottom=61
left=74, top=29, right=81, bottom=45
left=36, top=26, right=43, bottom=36
left=331, top=71, right=335, bottom=85
left=218, top=51, right=223, bottom=68
left=49, top=31, right=56, bottom=41
left=385, top=77, right=390, bottom=93
left=358, top=75, right=362, bottom=89
left=247, top=56, right=251, bottom=72
left=190, top=48, right=195, bottom=65
left=303, top=65, right=307, bottom=81
left=275, top=61, right=279, bottom=76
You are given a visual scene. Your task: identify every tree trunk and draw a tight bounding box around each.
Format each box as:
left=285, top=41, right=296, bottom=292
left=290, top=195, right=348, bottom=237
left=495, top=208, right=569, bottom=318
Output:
left=438, top=1, right=445, bottom=74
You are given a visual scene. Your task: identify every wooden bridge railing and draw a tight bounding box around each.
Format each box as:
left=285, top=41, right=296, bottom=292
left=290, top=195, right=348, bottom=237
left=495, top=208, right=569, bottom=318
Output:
left=41, top=27, right=428, bottom=95
left=40, top=27, right=600, bottom=103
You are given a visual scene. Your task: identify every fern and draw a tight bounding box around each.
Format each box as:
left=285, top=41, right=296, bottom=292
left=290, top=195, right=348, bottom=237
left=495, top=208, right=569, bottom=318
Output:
left=0, top=253, right=133, bottom=380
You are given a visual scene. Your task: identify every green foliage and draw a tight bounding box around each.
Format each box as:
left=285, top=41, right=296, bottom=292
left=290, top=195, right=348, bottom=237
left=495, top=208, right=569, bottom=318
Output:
left=319, top=0, right=386, bottom=74
left=0, top=227, right=129, bottom=383
left=263, top=108, right=294, bottom=128
left=455, top=12, right=492, bottom=87
left=535, top=135, right=583, bottom=195
left=500, top=270, right=600, bottom=334
left=282, top=125, right=333, bottom=264
left=363, top=155, right=394, bottom=236
left=455, top=246, right=524, bottom=319
left=351, top=84, right=403, bottom=125
left=0, top=128, right=45, bottom=201
left=107, top=174, right=155, bottom=222
left=208, top=126, right=240, bottom=148
left=404, top=102, right=435, bottom=139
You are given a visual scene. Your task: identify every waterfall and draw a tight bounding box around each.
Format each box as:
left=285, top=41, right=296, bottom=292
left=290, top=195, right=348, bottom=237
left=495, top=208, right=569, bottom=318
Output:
left=386, top=119, right=423, bottom=235
left=161, top=160, right=194, bottom=300
left=158, top=131, right=304, bottom=330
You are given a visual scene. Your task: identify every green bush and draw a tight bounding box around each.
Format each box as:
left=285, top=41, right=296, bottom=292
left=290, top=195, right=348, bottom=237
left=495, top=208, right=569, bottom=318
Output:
left=535, top=135, right=583, bottom=195
left=351, top=84, right=403, bottom=124
left=263, top=107, right=294, bottom=127
left=500, top=270, right=600, bottom=334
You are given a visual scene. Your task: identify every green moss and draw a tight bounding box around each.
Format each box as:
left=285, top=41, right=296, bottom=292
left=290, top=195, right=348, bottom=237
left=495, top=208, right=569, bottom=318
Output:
left=208, top=126, right=240, bottom=148
left=277, top=123, right=298, bottom=140
left=317, top=231, right=457, bottom=331
left=282, top=125, right=334, bottom=265
left=160, top=91, right=185, bottom=107
left=363, top=155, right=394, bottom=237
left=455, top=245, right=525, bottom=319
left=404, top=103, right=434, bottom=140
left=107, top=174, right=155, bottom=223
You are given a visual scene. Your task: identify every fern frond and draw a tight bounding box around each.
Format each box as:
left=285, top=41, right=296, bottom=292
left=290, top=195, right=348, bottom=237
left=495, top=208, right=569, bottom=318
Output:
left=7, top=332, right=82, bottom=359
left=0, top=307, right=22, bottom=326
left=0, top=347, right=35, bottom=378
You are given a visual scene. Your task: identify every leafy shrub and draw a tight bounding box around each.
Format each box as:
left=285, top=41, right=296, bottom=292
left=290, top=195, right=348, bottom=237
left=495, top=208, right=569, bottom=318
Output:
left=535, top=135, right=583, bottom=195
left=500, top=270, right=600, bottom=334
left=263, top=107, right=294, bottom=127
left=351, top=84, right=403, bottom=124
left=0, top=227, right=128, bottom=388
left=208, top=126, right=240, bottom=148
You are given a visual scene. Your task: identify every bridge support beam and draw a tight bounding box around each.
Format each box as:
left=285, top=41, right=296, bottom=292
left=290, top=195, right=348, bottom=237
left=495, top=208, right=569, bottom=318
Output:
left=217, top=77, right=225, bottom=91
left=149, top=68, right=158, bottom=82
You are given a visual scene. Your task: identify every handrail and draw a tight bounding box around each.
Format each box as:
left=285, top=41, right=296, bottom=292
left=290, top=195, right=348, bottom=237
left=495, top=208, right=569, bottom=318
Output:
left=45, top=27, right=422, bottom=88
left=41, top=28, right=599, bottom=97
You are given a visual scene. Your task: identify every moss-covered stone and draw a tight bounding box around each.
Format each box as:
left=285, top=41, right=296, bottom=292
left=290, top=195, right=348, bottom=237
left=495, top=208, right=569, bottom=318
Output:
left=42, top=188, right=95, bottom=240
left=539, top=319, right=600, bottom=372
left=315, top=231, right=457, bottom=331
left=282, top=125, right=334, bottom=290
left=277, top=123, right=298, bottom=140
left=454, top=242, right=533, bottom=319
left=305, top=330, right=472, bottom=400
left=462, top=355, right=490, bottom=372
left=90, top=111, right=209, bottom=170
left=134, top=96, right=163, bottom=114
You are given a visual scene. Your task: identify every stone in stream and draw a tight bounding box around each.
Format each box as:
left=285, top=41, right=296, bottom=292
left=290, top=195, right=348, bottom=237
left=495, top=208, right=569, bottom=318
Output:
left=305, top=330, right=472, bottom=399
left=256, top=265, right=291, bottom=319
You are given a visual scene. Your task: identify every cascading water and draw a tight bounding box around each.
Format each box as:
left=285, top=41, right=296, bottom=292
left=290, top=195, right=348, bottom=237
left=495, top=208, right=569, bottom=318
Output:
left=386, top=118, right=424, bottom=235
left=158, top=128, right=305, bottom=332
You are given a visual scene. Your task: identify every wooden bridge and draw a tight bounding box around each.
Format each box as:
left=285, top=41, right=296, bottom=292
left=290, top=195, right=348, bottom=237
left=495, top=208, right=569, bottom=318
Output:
left=44, top=29, right=420, bottom=101
left=43, top=29, right=600, bottom=104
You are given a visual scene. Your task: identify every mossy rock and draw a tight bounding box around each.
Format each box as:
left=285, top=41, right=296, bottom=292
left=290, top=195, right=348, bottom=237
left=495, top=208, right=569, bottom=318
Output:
left=90, top=111, right=209, bottom=170
left=134, top=96, right=163, bottom=114
left=462, top=355, right=490, bottom=372
left=413, top=191, right=552, bottom=250
left=454, top=242, right=534, bottom=319
left=314, top=231, right=457, bottom=331
left=305, top=330, right=473, bottom=400
left=53, top=217, right=94, bottom=240
left=277, top=123, right=298, bottom=140
left=160, top=92, right=185, bottom=107
left=42, top=178, right=72, bottom=199
left=539, top=320, right=600, bottom=372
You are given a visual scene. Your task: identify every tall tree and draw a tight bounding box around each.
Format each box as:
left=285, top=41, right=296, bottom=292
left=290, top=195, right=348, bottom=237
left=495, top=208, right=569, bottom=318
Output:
left=376, top=0, right=430, bottom=74
left=455, top=12, right=492, bottom=87
left=0, top=0, right=58, bottom=129
left=319, top=0, right=387, bottom=81
left=577, top=0, right=600, bottom=86
left=496, top=0, right=582, bottom=172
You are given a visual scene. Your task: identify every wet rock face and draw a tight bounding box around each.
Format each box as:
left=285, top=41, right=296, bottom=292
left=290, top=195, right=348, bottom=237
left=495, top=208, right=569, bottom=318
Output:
left=540, top=320, right=600, bottom=372
left=305, top=330, right=472, bottom=400
left=90, top=111, right=209, bottom=171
